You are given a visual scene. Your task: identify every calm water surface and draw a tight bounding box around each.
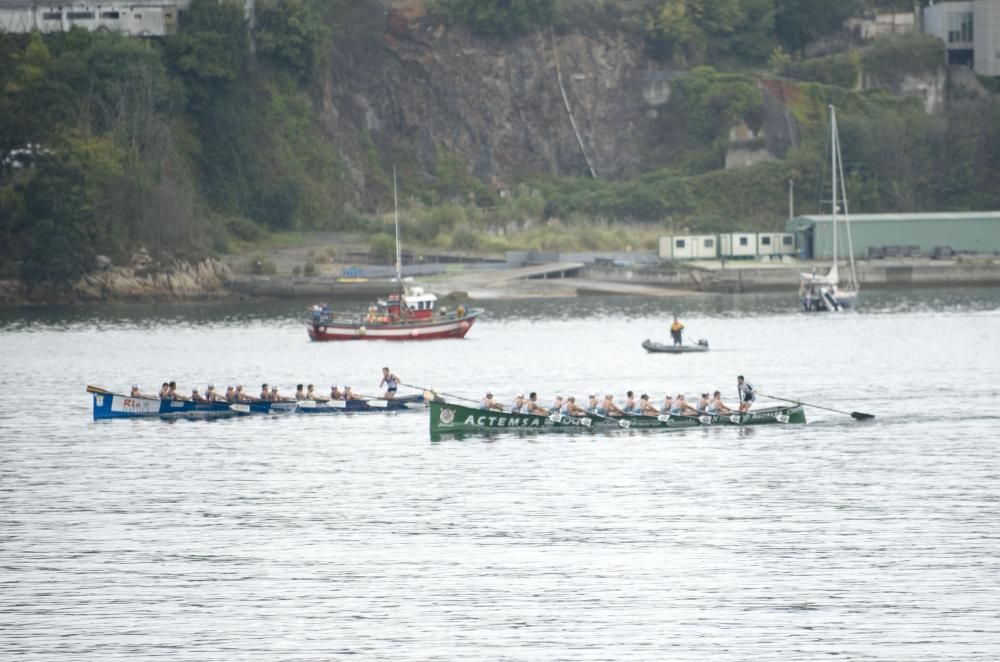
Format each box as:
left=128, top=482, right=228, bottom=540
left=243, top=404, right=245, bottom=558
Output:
left=2, top=289, right=1000, bottom=660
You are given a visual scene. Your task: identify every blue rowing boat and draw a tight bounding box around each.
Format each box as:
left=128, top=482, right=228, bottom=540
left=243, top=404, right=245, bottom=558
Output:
left=88, top=386, right=425, bottom=421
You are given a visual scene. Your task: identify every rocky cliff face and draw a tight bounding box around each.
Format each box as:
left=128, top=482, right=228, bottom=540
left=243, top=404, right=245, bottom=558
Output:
left=319, top=1, right=801, bottom=205
left=321, top=1, right=668, bottom=202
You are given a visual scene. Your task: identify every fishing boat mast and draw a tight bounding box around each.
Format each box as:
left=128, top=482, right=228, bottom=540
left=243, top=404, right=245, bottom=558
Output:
left=393, top=165, right=403, bottom=285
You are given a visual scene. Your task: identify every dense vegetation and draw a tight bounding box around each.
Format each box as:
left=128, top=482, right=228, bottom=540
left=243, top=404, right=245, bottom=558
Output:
left=1, top=0, right=999, bottom=285
left=0, top=0, right=345, bottom=283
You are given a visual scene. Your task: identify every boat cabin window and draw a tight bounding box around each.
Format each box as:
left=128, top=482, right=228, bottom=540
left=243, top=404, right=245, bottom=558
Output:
left=761, top=236, right=771, bottom=246
left=783, top=236, right=794, bottom=246
left=704, top=239, right=714, bottom=248
left=675, top=239, right=686, bottom=249
left=739, top=237, right=748, bottom=246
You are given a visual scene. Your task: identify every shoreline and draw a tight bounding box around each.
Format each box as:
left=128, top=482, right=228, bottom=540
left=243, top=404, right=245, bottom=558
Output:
left=2, top=257, right=998, bottom=307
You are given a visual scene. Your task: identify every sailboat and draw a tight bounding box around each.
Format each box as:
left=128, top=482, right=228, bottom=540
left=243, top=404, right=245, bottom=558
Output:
left=799, top=105, right=860, bottom=312
left=307, top=169, right=482, bottom=341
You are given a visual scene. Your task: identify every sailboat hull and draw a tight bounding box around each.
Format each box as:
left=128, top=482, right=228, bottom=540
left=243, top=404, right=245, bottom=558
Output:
left=801, top=290, right=857, bottom=312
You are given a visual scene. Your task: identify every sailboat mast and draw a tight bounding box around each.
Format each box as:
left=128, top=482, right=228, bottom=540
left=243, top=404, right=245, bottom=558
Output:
left=393, top=166, right=402, bottom=284
left=830, top=105, right=838, bottom=271
left=834, top=119, right=859, bottom=291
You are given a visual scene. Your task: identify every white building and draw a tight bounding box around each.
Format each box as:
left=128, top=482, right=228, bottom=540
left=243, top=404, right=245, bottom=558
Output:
left=923, top=0, right=1000, bottom=76
left=658, top=235, right=718, bottom=260
left=0, top=0, right=190, bottom=36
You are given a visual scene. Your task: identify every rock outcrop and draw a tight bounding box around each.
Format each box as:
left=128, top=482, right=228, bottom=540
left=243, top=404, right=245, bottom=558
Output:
left=0, top=254, right=233, bottom=306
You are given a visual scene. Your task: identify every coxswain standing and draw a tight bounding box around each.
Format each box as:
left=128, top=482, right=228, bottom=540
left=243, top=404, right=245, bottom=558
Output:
left=380, top=367, right=400, bottom=400
left=737, top=375, right=756, bottom=413
left=670, top=315, right=685, bottom=346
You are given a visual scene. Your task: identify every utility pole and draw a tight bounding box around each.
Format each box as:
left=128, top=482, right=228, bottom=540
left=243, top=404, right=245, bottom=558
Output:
left=788, top=179, right=795, bottom=220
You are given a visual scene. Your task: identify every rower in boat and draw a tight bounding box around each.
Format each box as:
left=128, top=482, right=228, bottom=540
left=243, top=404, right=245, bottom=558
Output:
left=549, top=395, right=564, bottom=414
left=206, top=385, right=224, bottom=402
left=305, top=384, right=319, bottom=401
left=130, top=384, right=144, bottom=398
left=737, top=375, right=756, bottom=413
left=511, top=393, right=527, bottom=414
left=344, top=386, right=363, bottom=401
left=295, top=384, right=306, bottom=400
left=624, top=391, right=639, bottom=414
left=270, top=386, right=289, bottom=402
left=235, top=385, right=253, bottom=402
left=562, top=396, right=587, bottom=417
left=601, top=394, right=625, bottom=417
left=259, top=384, right=271, bottom=401
left=380, top=367, right=400, bottom=400
left=707, top=390, right=732, bottom=415
left=168, top=382, right=188, bottom=401
left=480, top=392, right=503, bottom=411
left=639, top=394, right=659, bottom=416
left=191, top=388, right=206, bottom=402
left=696, top=393, right=711, bottom=414
left=525, top=392, right=549, bottom=415
left=330, top=385, right=344, bottom=400
left=159, top=382, right=170, bottom=399
left=585, top=394, right=600, bottom=414
left=672, top=394, right=699, bottom=416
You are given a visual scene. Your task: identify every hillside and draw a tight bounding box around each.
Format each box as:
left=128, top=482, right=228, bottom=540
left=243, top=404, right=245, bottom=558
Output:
left=1, top=0, right=999, bottom=286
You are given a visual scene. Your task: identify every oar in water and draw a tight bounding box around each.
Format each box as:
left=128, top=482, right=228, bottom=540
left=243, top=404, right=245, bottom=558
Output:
left=762, top=393, right=875, bottom=421
left=399, top=382, right=480, bottom=406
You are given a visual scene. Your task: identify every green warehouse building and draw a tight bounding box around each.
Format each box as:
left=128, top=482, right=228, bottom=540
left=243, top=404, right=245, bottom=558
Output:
left=786, top=212, right=1000, bottom=260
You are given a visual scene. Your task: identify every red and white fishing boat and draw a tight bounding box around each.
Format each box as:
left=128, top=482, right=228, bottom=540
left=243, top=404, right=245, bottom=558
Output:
left=307, top=287, right=480, bottom=341
left=307, top=168, right=482, bottom=341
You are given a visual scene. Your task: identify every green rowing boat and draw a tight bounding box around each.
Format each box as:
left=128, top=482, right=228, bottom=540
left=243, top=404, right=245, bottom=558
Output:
left=429, top=400, right=805, bottom=437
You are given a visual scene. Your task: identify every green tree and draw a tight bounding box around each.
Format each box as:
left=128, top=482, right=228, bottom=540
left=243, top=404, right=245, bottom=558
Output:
left=166, top=0, right=248, bottom=102
left=255, top=0, right=332, bottom=81
left=774, top=0, right=861, bottom=53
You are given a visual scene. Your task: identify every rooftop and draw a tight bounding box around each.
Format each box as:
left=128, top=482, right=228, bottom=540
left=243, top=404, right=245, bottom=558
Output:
left=792, top=212, right=1000, bottom=224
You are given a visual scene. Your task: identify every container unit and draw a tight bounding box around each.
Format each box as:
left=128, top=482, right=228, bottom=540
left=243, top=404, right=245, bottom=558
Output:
left=658, top=235, right=718, bottom=260
left=719, top=233, right=758, bottom=258
left=757, top=232, right=796, bottom=256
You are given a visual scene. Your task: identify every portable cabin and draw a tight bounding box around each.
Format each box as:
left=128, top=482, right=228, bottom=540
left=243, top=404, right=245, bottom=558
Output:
left=757, top=232, right=796, bottom=256
left=719, top=233, right=758, bottom=258
left=658, top=235, right=718, bottom=260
